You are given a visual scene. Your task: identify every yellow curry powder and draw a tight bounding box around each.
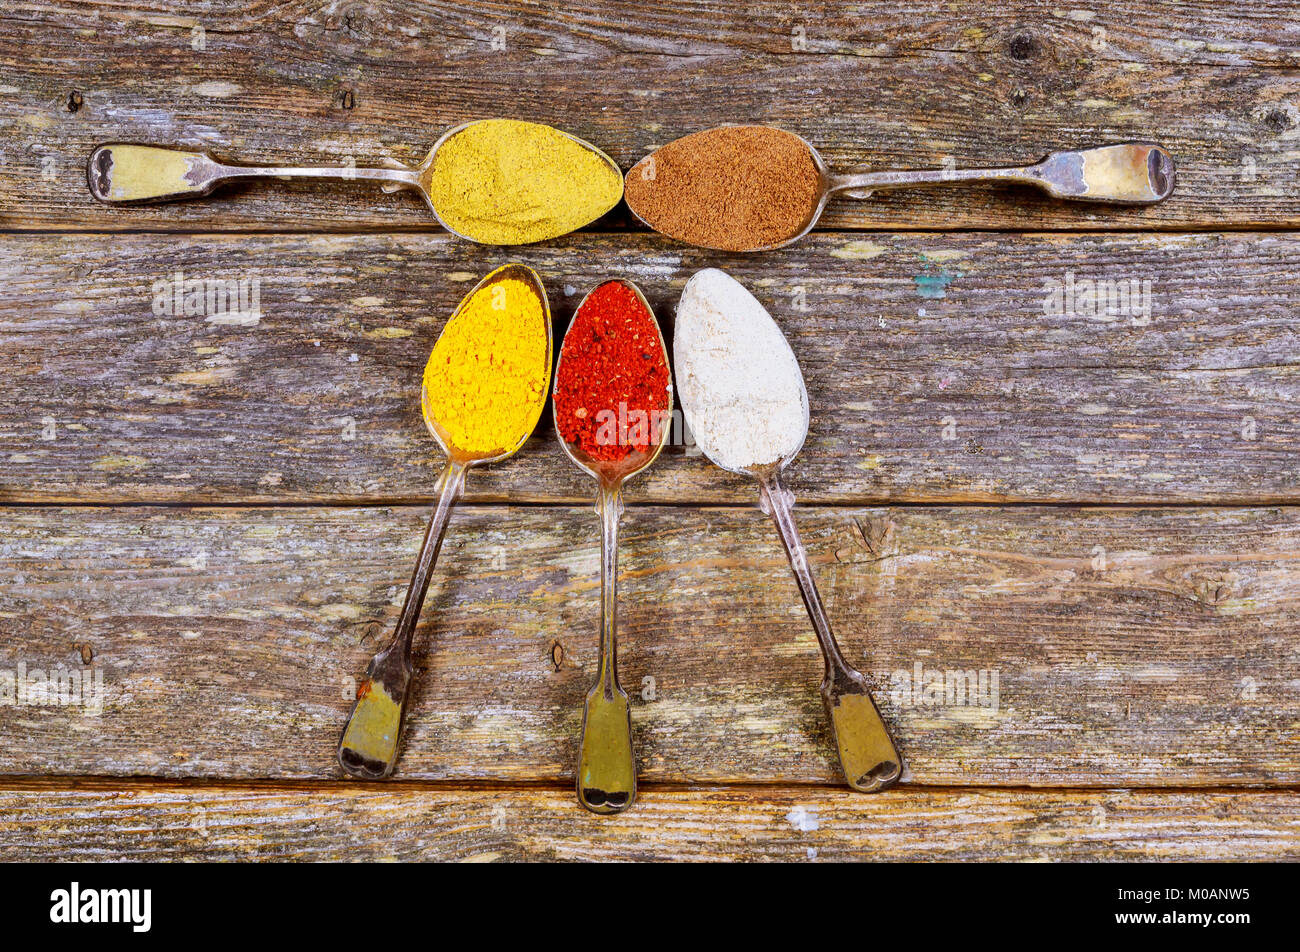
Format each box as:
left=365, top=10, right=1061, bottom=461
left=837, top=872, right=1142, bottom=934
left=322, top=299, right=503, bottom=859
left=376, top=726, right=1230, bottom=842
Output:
left=426, top=119, right=623, bottom=245
left=422, top=275, right=550, bottom=456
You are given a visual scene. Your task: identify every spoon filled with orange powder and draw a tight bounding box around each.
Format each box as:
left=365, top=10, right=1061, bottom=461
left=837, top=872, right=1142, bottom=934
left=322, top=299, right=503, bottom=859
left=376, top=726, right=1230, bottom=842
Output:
left=552, top=280, right=672, bottom=814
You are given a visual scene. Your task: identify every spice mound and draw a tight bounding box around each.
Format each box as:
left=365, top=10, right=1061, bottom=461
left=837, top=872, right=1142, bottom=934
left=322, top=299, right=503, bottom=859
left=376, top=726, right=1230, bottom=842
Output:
left=625, top=126, right=822, bottom=252
left=555, top=281, right=671, bottom=462
left=422, top=273, right=550, bottom=456
left=673, top=268, right=808, bottom=471
left=427, top=119, right=623, bottom=245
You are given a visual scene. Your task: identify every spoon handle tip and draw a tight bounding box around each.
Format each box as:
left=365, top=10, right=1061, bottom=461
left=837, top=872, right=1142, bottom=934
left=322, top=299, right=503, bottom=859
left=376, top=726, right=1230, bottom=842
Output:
left=577, top=684, right=636, bottom=814
left=823, top=677, right=903, bottom=793
left=87, top=144, right=222, bottom=204
left=338, top=667, right=411, bottom=780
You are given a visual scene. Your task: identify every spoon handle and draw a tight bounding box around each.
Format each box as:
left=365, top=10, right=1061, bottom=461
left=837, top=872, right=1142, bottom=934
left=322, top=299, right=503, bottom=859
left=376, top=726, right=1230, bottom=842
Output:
left=577, top=483, right=637, bottom=814
left=829, top=142, right=1174, bottom=205
left=87, top=143, right=421, bottom=204
left=757, top=471, right=903, bottom=793
left=337, top=459, right=468, bottom=779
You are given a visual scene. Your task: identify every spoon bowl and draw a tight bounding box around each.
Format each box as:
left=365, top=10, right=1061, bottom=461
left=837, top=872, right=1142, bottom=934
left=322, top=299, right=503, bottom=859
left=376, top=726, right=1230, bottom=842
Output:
left=422, top=263, right=554, bottom=463
left=627, top=125, right=1176, bottom=252
left=554, top=280, right=673, bottom=484
left=411, top=121, right=624, bottom=244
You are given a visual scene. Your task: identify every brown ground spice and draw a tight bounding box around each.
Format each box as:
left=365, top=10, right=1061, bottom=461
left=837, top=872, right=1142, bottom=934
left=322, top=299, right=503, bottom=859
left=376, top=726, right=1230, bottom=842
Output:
left=624, top=126, right=822, bottom=251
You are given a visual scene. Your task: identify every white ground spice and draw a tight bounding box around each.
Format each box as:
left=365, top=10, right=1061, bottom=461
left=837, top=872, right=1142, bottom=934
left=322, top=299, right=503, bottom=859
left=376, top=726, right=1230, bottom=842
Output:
left=673, top=268, right=809, bottom=471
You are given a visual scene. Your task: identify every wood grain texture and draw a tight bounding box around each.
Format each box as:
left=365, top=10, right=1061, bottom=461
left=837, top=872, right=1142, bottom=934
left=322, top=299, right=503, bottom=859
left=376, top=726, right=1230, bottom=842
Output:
left=2, top=232, right=1297, bottom=505
left=1, top=781, right=1296, bottom=861
left=1, top=2, right=1299, bottom=231
left=1, top=504, right=1296, bottom=785
left=5, top=0, right=1298, bottom=861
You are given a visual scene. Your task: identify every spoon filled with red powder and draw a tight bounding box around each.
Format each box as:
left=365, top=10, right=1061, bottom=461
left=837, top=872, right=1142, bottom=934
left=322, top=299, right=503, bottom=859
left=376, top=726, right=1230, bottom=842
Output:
left=553, top=279, right=672, bottom=815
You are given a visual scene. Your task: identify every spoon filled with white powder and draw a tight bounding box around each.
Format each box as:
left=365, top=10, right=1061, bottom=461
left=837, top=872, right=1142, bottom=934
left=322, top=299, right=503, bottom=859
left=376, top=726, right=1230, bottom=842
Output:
left=674, top=268, right=903, bottom=792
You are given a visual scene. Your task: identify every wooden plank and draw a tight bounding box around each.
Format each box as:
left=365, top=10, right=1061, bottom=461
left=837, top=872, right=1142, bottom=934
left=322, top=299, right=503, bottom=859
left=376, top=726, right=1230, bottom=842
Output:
left=1, top=2, right=1299, bottom=231
left=2, top=232, right=1296, bottom=505
left=0, top=781, right=1295, bottom=861
left=1, top=504, right=1296, bottom=785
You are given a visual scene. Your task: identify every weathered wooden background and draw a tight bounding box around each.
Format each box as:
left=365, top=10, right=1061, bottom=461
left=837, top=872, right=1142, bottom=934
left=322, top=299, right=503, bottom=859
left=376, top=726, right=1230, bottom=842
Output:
left=0, top=1, right=1297, bottom=861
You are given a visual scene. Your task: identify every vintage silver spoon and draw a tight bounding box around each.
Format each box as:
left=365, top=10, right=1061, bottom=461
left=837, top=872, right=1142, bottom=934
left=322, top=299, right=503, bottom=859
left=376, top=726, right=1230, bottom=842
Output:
left=553, top=280, right=673, bottom=814
left=337, top=264, right=552, bottom=779
left=674, top=268, right=902, bottom=791
left=627, top=127, right=1175, bottom=251
left=85, top=119, right=622, bottom=244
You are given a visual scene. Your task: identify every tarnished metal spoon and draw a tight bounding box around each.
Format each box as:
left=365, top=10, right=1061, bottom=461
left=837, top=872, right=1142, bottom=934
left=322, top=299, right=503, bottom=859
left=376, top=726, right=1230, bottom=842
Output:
left=86, top=120, right=622, bottom=244
left=337, top=264, right=552, bottom=779
left=674, top=268, right=902, bottom=791
left=628, top=126, right=1176, bottom=251
left=553, top=280, right=673, bottom=814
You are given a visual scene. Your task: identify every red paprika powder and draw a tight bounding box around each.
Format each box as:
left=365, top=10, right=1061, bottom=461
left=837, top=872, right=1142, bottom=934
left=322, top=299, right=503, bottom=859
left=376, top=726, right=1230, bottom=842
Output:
left=555, top=281, right=671, bottom=461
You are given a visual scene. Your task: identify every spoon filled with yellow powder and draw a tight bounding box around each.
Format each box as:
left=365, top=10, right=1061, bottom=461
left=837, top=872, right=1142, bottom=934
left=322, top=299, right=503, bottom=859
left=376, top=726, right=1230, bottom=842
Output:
left=88, top=119, right=623, bottom=245
left=338, top=264, right=551, bottom=779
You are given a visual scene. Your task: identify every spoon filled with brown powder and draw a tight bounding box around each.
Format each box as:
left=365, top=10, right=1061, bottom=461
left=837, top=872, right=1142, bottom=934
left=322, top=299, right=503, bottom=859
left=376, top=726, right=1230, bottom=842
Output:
left=624, top=126, right=1176, bottom=252
left=624, top=126, right=820, bottom=253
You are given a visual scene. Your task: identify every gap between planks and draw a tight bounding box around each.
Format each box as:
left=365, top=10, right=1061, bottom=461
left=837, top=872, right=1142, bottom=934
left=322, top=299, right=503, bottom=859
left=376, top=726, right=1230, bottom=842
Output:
left=3, top=499, right=1300, bottom=509
left=3, top=776, right=1298, bottom=796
